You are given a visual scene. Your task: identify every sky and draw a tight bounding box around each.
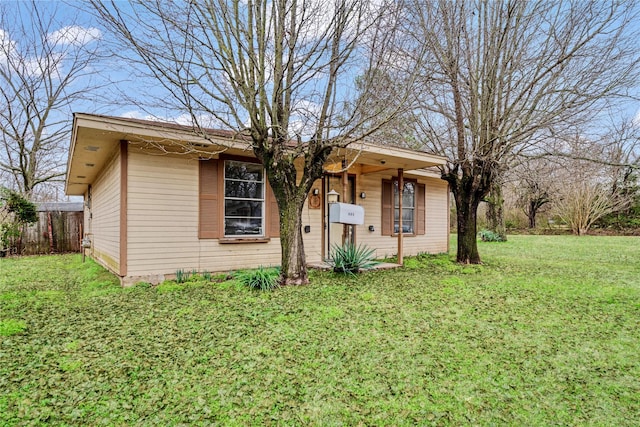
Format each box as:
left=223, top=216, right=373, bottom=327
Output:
left=1, top=0, right=639, bottom=128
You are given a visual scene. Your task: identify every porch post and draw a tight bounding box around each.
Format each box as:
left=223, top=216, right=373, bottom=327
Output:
left=342, top=160, right=348, bottom=245
left=398, top=168, right=404, bottom=265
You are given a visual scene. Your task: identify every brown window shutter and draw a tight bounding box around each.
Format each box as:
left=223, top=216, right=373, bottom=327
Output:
left=416, top=183, right=426, bottom=235
left=381, top=179, right=392, bottom=236
left=199, top=159, right=220, bottom=238
left=267, top=181, right=280, bottom=237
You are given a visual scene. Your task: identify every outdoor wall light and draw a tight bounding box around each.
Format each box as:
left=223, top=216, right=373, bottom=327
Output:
left=312, top=188, right=319, bottom=195
left=368, top=225, right=375, bottom=232
left=327, top=189, right=340, bottom=203
left=304, top=225, right=311, bottom=233
left=360, top=192, right=366, bottom=199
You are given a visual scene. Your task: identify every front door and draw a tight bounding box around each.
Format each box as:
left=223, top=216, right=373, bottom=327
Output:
left=324, top=174, right=355, bottom=258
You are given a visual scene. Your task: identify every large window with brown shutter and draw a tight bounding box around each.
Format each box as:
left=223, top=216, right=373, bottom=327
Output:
left=382, top=179, right=426, bottom=236
left=223, top=160, right=265, bottom=236
left=199, top=158, right=280, bottom=240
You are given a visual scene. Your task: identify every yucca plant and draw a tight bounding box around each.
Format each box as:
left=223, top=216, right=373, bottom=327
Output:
left=327, top=242, right=378, bottom=275
left=235, top=266, right=281, bottom=291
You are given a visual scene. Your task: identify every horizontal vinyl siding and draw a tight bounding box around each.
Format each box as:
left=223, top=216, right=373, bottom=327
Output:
left=126, top=151, right=284, bottom=277
left=199, top=240, right=282, bottom=271
left=127, top=152, right=200, bottom=276
left=90, top=148, right=120, bottom=272
left=301, top=180, right=323, bottom=263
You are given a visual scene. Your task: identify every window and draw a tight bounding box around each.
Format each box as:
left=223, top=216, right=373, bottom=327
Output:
left=394, top=181, right=415, bottom=234
left=224, top=160, right=264, bottom=236
left=382, top=179, right=425, bottom=236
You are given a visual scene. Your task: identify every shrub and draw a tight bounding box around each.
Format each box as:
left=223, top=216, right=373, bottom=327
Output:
left=327, top=242, right=378, bottom=275
left=235, top=266, right=280, bottom=291
left=0, top=188, right=37, bottom=253
left=478, top=229, right=506, bottom=242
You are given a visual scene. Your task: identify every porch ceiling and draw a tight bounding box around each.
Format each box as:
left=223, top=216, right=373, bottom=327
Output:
left=324, top=142, right=447, bottom=174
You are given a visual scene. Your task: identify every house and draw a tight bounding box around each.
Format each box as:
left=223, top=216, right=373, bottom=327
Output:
left=65, top=113, right=449, bottom=284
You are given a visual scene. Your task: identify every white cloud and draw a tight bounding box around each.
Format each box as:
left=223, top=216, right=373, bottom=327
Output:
left=120, top=110, right=222, bottom=129
left=47, top=26, right=101, bottom=47
left=633, top=108, right=640, bottom=128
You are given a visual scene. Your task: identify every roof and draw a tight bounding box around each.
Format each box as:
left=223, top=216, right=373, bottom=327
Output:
left=66, top=113, right=447, bottom=195
left=37, top=202, right=84, bottom=212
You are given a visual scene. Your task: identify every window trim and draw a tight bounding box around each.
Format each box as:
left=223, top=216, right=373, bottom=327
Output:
left=382, top=177, right=425, bottom=237
left=392, top=178, right=417, bottom=237
left=199, top=156, right=280, bottom=242
left=223, top=159, right=266, bottom=238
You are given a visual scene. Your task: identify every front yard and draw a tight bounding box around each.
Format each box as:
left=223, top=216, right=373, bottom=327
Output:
left=1, top=235, right=639, bottom=425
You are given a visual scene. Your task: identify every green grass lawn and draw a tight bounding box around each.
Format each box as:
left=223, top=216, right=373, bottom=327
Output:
left=1, top=235, right=639, bottom=425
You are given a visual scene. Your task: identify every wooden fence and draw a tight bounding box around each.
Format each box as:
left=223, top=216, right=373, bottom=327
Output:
left=8, top=210, right=84, bottom=255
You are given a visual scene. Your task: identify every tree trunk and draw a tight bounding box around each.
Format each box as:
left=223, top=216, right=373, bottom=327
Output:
left=277, top=194, right=308, bottom=285
left=528, top=201, right=537, bottom=229
left=454, top=188, right=482, bottom=264
left=485, top=182, right=507, bottom=241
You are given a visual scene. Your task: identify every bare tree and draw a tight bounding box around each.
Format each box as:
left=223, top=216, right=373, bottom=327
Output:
left=552, top=151, right=629, bottom=235
left=91, top=0, right=414, bottom=284
left=0, top=1, right=102, bottom=199
left=402, top=0, right=640, bottom=263
left=508, top=158, right=558, bottom=229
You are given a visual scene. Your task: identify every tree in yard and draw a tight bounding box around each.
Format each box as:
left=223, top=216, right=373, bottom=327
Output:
left=402, top=0, right=640, bottom=263
left=92, top=0, right=415, bottom=284
left=551, top=153, right=629, bottom=235
left=510, top=158, right=559, bottom=229
left=0, top=1, right=102, bottom=198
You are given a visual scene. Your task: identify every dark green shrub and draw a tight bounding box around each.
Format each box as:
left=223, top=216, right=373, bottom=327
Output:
left=0, top=188, right=37, bottom=253
left=235, top=266, right=280, bottom=291
left=478, top=229, right=506, bottom=242
left=327, top=243, right=378, bottom=275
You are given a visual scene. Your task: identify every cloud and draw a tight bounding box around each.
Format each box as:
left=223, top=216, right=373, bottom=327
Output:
left=120, top=110, right=222, bottom=129
left=633, top=108, right=640, bottom=128
left=47, top=26, right=101, bottom=47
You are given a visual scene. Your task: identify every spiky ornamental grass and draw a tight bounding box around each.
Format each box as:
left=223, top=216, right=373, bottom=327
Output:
left=235, top=266, right=280, bottom=291
left=327, top=242, right=378, bottom=274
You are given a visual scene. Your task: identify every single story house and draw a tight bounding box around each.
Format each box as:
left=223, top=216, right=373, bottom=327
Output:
left=65, top=113, right=449, bottom=284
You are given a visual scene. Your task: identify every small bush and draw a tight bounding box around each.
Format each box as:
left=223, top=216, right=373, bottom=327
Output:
left=202, top=271, right=212, bottom=282
left=327, top=243, right=378, bottom=275
left=478, top=229, right=506, bottom=242
left=235, top=266, right=280, bottom=291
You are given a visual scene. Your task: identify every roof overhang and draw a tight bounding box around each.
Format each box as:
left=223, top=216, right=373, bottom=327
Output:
left=66, top=113, right=446, bottom=196
left=65, top=113, right=252, bottom=195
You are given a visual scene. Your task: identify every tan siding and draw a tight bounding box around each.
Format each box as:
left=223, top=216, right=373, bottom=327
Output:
left=301, top=179, right=323, bottom=263
left=127, top=152, right=200, bottom=276
left=126, top=152, right=284, bottom=277
left=199, top=240, right=282, bottom=271
left=89, top=147, right=120, bottom=273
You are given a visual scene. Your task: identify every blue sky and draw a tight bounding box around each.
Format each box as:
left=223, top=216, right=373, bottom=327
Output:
left=3, top=0, right=640, bottom=138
